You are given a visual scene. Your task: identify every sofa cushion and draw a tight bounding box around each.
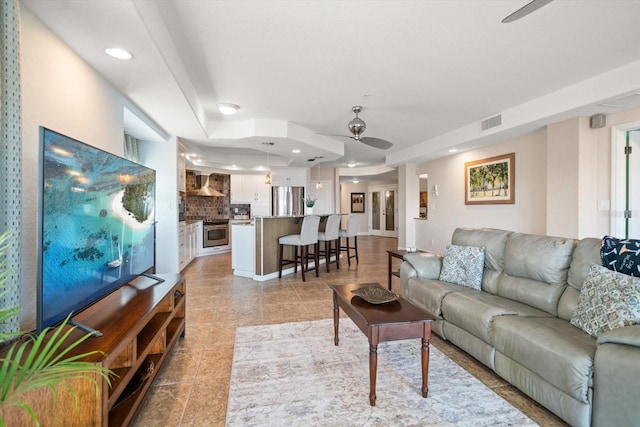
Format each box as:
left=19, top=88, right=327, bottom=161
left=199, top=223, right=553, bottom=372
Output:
left=570, top=264, right=640, bottom=337
left=499, top=232, right=576, bottom=315
left=404, top=277, right=465, bottom=318
left=493, top=316, right=596, bottom=404
left=504, top=232, right=576, bottom=285
left=559, top=238, right=602, bottom=321
left=402, top=252, right=442, bottom=280
left=601, top=235, right=640, bottom=277
left=452, top=228, right=511, bottom=294
left=438, top=245, right=485, bottom=290
left=441, top=291, right=551, bottom=344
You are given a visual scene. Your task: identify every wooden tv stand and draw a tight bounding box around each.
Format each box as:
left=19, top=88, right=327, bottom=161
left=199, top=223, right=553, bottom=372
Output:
left=1, top=273, right=186, bottom=427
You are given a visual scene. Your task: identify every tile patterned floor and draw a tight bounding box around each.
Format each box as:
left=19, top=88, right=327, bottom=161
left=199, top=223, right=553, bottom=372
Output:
left=132, top=236, right=567, bottom=427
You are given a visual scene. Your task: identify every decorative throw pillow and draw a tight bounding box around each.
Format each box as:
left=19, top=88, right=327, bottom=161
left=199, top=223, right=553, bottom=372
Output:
left=570, top=264, right=640, bottom=337
left=601, top=235, right=640, bottom=277
left=438, top=244, right=485, bottom=290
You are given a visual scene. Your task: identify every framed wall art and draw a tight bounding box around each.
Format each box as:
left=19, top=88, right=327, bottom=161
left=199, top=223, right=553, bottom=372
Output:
left=351, top=192, right=365, bottom=213
left=464, top=153, right=515, bottom=205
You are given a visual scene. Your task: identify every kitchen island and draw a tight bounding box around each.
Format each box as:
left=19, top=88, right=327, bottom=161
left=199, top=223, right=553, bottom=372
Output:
left=231, top=215, right=337, bottom=281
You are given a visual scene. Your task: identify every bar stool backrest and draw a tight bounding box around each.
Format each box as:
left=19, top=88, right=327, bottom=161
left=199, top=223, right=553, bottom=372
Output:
left=300, top=215, right=321, bottom=245
left=323, top=214, right=341, bottom=240
left=342, top=214, right=359, bottom=237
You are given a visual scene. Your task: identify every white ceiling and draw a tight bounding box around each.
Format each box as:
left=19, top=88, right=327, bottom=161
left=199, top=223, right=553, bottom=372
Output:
left=22, top=0, right=640, bottom=181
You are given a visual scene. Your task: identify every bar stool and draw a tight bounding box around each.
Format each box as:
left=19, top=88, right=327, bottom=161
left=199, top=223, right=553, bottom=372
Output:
left=278, top=215, right=320, bottom=281
left=339, top=214, right=359, bottom=266
left=317, top=214, right=341, bottom=272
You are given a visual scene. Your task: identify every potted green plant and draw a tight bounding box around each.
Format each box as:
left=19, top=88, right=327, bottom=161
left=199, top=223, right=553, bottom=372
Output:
left=304, top=196, right=317, bottom=214
left=0, top=232, right=111, bottom=426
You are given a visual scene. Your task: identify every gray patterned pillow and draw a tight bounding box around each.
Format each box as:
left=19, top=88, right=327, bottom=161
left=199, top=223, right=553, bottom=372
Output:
left=570, top=264, right=640, bottom=337
left=438, top=244, right=485, bottom=290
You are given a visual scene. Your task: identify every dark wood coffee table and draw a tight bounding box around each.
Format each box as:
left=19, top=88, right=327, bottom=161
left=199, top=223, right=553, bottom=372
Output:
left=329, top=283, right=435, bottom=406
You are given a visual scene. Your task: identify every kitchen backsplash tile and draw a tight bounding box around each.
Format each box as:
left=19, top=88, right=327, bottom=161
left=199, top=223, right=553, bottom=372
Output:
left=185, top=171, right=231, bottom=221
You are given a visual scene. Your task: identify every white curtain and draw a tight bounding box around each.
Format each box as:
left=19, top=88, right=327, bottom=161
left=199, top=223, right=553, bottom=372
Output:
left=0, top=0, right=22, bottom=338
left=124, top=134, right=140, bottom=163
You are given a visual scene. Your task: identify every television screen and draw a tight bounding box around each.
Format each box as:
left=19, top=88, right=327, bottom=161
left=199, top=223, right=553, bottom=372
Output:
left=37, top=127, right=156, bottom=332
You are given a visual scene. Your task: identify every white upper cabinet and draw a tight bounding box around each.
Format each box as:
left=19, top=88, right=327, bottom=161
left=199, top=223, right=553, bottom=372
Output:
left=231, top=175, right=270, bottom=203
left=271, top=168, right=306, bottom=187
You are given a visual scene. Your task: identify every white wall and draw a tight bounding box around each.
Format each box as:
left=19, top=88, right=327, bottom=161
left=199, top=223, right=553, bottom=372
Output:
left=20, top=8, right=127, bottom=328
left=19, top=8, right=176, bottom=328
left=138, top=138, right=179, bottom=273
left=415, top=130, right=547, bottom=253
left=340, top=181, right=369, bottom=235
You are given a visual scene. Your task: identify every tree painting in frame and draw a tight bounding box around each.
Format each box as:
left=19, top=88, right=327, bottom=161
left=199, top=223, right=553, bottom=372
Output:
left=465, top=153, right=515, bottom=205
left=351, top=192, right=365, bottom=213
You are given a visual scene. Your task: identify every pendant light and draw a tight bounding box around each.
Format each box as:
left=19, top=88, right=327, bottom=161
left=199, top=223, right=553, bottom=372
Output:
left=315, top=164, right=323, bottom=190
left=263, top=142, right=274, bottom=184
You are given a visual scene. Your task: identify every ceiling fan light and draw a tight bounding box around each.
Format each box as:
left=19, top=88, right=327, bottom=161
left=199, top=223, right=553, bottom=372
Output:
left=218, top=103, right=240, bottom=115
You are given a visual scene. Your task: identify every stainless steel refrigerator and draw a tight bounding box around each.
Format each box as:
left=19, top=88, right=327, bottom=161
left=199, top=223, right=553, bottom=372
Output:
left=272, top=186, right=305, bottom=216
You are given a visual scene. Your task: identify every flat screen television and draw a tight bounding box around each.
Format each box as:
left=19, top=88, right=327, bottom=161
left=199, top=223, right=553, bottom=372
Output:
left=36, top=127, right=157, bottom=333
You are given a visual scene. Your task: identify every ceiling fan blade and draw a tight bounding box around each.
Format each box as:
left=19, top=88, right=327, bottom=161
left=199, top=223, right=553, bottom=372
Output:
left=317, top=132, right=352, bottom=139
left=502, top=0, right=553, bottom=23
left=359, top=137, right=393, bottom=150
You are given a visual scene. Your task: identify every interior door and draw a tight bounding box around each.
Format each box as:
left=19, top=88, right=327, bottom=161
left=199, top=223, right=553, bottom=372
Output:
left=369, top=186, right=397, bottom=237
left=612, top=127, right=640, bottom=239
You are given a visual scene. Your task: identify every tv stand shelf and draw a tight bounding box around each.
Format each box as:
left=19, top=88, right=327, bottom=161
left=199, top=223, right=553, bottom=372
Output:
left=1, top=273, right=186, bottom=427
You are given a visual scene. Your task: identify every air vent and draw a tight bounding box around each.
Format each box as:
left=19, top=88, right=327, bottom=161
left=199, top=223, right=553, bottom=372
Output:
left=481, top=115, right=502, bottom=131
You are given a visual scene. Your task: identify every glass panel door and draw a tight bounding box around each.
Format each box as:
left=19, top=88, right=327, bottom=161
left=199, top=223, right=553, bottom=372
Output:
left=385, top=189, right=395, bottom=232
left=371, top=191, right=381, bottom=232
left=369, top=186, right=397, bottom=237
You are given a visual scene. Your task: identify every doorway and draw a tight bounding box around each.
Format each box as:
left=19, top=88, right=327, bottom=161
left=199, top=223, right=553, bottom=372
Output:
left=369, top=185, right=398, bottom=237
left=612, top=125, right=640, bottom=238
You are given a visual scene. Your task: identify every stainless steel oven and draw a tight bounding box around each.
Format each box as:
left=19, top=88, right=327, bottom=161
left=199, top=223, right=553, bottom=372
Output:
left=203, top=220, right=229, bottom=247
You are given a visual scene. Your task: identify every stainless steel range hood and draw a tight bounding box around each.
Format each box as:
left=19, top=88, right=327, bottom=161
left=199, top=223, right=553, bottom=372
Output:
left=190, top=174, right=225, bottom=197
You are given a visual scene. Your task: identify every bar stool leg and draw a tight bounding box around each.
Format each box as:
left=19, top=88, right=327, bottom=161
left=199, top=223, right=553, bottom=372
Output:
left=325, top=240, right=330, bottom=272
left=301, top=245, right=306, bottom=282
left=354, top=236, right=359, bottom=264
left=315, top=242, right=319, bottom=277
left=345, top=237, right=352, bottom=267
left=334, top=239, right=340, bottom=269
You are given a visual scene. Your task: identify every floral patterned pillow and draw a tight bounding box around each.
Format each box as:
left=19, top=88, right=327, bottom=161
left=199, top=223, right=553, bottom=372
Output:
left=438, top=244, right=485, bottom=290
left=570, top=264, right=640, bottom=337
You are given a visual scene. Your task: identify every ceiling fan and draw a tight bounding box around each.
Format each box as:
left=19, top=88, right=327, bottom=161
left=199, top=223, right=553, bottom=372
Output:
left=320, top=106, right=393, bottom=150
left=502, top=0, right=553, bottom=23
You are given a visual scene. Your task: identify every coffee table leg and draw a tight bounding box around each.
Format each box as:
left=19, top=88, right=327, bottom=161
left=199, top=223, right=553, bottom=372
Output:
left=333, top=293, right=339, bottom=346
left=369, top=343, right=377, bottom=406
left=421, top=336, right=430, bottom=398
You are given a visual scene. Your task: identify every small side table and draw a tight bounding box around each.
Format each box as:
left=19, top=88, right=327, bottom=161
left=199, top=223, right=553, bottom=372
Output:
left=387, top=249, right=410, bottom=290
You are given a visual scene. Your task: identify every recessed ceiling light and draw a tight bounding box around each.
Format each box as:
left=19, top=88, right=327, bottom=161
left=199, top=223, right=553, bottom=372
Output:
left=347, top=162, right=356, bottom=168
left=105, top=47, right=132, bottom=60
left=448, top=148, right=459, bottom=153
left=218, top=103, right=240, bottom=115
left=352, top=179, right=360, bottom=184
left=292, top=149, right=301, bottom=153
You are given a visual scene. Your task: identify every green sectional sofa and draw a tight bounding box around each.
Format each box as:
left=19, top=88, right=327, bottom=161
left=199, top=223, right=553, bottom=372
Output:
left=399, top=227, right=640, bottom=427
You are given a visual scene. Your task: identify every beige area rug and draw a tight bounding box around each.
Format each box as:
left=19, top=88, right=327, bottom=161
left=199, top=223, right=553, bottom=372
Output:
left=226, top=318, right=538, bottom=426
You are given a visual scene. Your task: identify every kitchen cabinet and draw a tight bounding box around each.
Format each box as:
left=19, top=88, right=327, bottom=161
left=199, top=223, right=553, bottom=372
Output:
left=230, top=175, right=270, bottom=203
left=179, top=221, right=199, bottom=271
left=231, top=223, right=255, bottom=278
left=271, top=168, right=306, bottom=187
left=178, top=223, right=186, bottom=270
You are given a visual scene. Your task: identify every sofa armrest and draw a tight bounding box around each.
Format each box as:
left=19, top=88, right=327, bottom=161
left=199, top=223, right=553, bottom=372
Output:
left=401, top=252, right=442, bottom=280
left=592, top=325, right=640, bottom=427
left=596, top=325, right=640, bottom=347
